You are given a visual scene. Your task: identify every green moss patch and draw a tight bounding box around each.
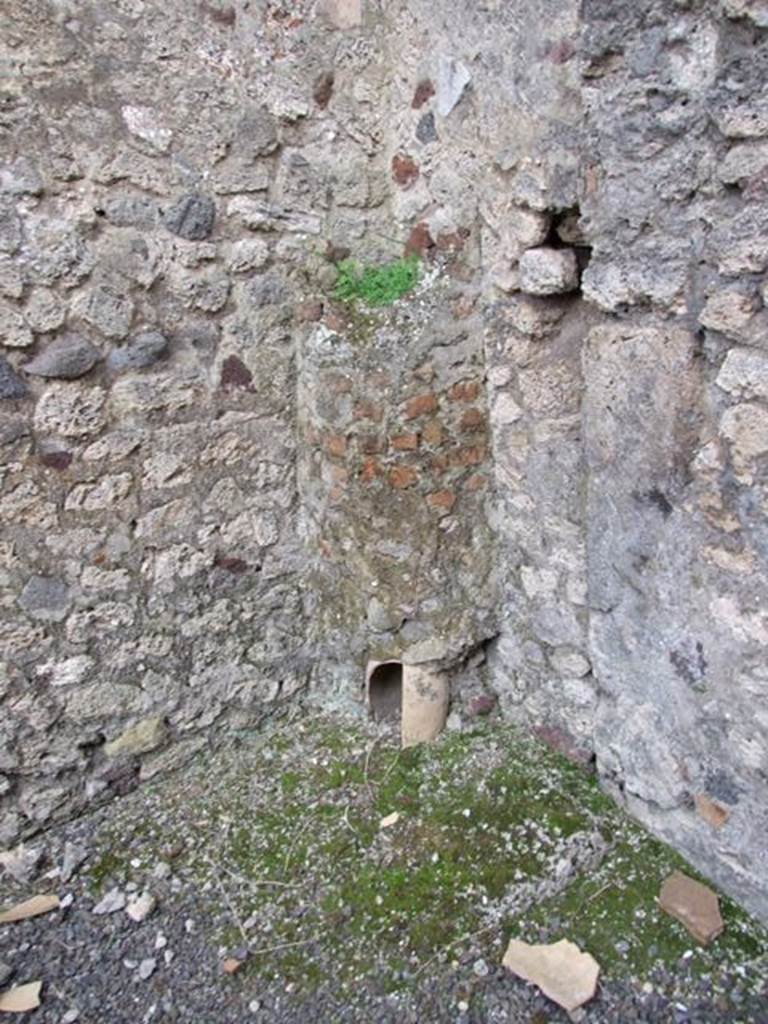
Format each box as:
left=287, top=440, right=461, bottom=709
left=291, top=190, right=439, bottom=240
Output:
left=81, top=715, right=768, bottom=1007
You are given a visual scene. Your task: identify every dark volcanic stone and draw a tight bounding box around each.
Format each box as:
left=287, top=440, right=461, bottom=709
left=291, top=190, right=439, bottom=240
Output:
left=0, top=355, right=27, bottom=399
left=416, top=112, right=438, bottom=144
left=107, top=330, right=168, bottom=372
left=164, top=193, right=216, bottom=240
left=23, top=335, right=100, bottom=379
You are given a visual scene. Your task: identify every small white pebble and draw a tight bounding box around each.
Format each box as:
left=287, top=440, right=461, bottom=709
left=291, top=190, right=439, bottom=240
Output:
left=184, top=918, right=195, bottom=933
left=155, top=933, right=167, bottom=950
left=138, top=957, right=157, bottom=980
left=457, top=1000, right=469, bottom=1012
left=164, top=950, right=174, bottom=966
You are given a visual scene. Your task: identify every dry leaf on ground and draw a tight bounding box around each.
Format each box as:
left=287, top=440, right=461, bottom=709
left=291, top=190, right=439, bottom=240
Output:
left=0, top=894, right=59, bottom=925
left=502, top=937, right=600, bottom=1012
left=0, top=981, right=42, bottom=1013
left=379, top=812, right=400, bottom=829
left=659, top=870, right=724, bottom=945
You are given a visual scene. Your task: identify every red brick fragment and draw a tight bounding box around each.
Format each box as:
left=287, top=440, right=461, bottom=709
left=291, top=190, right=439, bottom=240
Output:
left=391, top=433, right=419, bottom=451
left=405, top=221, right=434, bottom=258
left=404, top=393, right=438, bottom=419
left=324, top=434, right=348, bottom=458
left=392, top=153, right=419, bottom=188
left=354, top=399, right=384, bottom=422
left=296, top=299, right=323, bottom=322
left=412, top=78, right=435, bottom=109
left=360, top=457, right=384, bottom=483
left=389, top=466, right=418, bottom=489
left=465, top=473, right=487, bottom=492
left=460, top=408, right=486, bottom=433
left=426, top=489, right=456, bottom=511
left=449, top=379, right=481, bottom=402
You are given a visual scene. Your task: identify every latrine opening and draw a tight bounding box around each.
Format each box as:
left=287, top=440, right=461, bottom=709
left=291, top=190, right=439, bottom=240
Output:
left=368, top=661, right=403, bottom=723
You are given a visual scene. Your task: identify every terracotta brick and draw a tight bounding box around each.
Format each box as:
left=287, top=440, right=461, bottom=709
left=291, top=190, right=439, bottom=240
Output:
left=296, top=299, right=323, bottom=322
left=360, top=457, right=384, bottom=483
left=449, top=379, right=481, bottom=402
left=405, top=222, right=434, bottom=258
left=451, top=444, right=486, bottom=467
left=412, top=78, right=435, bottom=109
left=431, top=454, right=450, bottom=475
left=359, top=433, right=384, bottom=455
left=436, top=229, right=467, bottom=252
left=391, top=153, right=419, bottom=188
left=460, top=407, right=486, bottom=433
left=465, top=473, right=487, bottom=492
left=404, top=392, right=438, bottom=420
left=694, top=793, right=730, bottom=830
left=324, top=434, right=348, bottom=458
left=391, top=432, right=419, bottom=451
left=426, top=489, right=456, bottom=512
left=389, top=466, right=418, bottom=489
left=354, top=399, right=384, bottom=422
left=421, top=419, right=444, bottom=446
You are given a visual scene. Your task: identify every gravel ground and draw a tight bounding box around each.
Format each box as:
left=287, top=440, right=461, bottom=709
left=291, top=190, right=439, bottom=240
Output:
left=2, top=709, right=767, bottom=1024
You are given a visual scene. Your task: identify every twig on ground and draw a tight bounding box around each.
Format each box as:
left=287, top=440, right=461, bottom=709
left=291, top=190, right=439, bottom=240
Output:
left=579, top=879, right=614, bottom=911
left=219, top=861, right=296, bottom=890
left=341, top=805, right=365, bottom=846
left=249, top=935, right=320, bottom=957
left=412, top=923, right=497, bottom=977
left=205, top=856, right=249, bottom=945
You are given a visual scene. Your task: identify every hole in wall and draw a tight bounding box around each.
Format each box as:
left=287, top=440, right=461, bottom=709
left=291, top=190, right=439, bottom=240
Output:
left=368, top=661, right=403, bottom=724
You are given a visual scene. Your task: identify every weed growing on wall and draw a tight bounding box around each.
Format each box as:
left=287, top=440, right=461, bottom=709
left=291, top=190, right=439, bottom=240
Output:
left=333, top=255, right=420, bottom=306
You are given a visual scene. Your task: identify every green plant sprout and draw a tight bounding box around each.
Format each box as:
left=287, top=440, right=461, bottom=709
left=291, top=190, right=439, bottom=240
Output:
left=333, top=255, right=420, bottom=306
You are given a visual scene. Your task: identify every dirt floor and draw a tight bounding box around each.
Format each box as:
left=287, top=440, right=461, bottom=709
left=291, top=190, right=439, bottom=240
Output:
left=1, top=708, right=767, bottom=1023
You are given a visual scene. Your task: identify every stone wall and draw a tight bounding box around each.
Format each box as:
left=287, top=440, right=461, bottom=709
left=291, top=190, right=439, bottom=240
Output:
left=2, top=0, right=768, bottom=925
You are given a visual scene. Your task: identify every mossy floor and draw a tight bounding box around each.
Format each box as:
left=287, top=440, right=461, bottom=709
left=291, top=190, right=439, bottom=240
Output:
left=81, top=712, right=768, bottom=1015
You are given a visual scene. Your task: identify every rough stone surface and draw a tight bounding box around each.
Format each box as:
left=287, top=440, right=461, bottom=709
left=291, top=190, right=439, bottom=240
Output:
left=107, top=331, right=168, bottom=372
left=164, top=194, right=216, bottom=241
left=104, top=717, right=168, bottom=759
left=519, top=248, right=579, bottom=295
left=0, top=355, right=27, bottom=399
